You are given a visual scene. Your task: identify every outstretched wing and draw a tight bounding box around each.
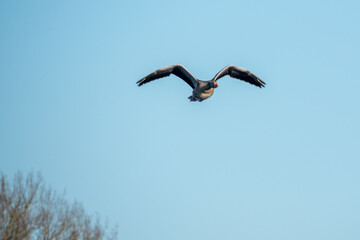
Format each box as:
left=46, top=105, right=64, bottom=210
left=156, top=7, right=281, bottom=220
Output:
left=213, top=65, right=265, bottom=88
left=137, top=64, right=198, bottom=89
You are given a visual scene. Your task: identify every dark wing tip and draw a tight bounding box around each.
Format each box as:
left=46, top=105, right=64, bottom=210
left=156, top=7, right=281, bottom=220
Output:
left=248, top=72, right=266, bottom=88
left=257, top=79, right=266, bottom=88
left=136, top=78, right=146, bottom=87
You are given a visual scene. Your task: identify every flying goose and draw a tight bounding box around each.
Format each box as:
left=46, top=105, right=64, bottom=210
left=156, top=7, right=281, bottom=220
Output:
left=137, top=64, right=265, bottom=102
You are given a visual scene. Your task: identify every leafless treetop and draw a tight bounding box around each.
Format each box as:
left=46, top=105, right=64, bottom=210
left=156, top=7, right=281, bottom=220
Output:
left=0, top=172, right=118, bottom=240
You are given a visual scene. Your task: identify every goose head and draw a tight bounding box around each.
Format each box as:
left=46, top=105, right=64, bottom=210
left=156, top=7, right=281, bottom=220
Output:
left=209, top=81, right=219, bottom=88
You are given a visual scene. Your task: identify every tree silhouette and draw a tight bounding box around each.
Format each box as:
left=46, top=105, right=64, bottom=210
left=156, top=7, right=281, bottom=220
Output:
left=0, top=172, right=117, bottom=240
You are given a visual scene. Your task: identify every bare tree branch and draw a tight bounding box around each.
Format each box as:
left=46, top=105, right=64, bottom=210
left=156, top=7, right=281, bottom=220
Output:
left=0, top=172, right=118, bottom=240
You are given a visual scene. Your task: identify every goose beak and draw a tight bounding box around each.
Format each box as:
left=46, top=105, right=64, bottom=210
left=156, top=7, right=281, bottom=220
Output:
left=214, top=82, right=219, bottom=88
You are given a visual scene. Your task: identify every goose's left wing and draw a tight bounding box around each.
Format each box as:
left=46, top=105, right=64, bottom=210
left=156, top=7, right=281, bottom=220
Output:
left=213, top=65, right=265, bottom=88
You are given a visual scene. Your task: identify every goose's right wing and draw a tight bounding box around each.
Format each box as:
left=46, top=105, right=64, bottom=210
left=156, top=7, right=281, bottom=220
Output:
left=137, top=64, right=198, bottom=89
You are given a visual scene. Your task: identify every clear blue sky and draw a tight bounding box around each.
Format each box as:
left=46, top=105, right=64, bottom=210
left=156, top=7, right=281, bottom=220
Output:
left=1, top=0, right=360, bottom=239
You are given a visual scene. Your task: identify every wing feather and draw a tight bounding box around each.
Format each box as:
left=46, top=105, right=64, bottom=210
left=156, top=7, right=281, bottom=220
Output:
left=213, top=65, right=265, bottom=88
left=137, top=64, right=197, bottom=89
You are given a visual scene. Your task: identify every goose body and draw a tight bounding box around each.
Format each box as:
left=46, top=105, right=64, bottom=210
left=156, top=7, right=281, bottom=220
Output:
left=137, top=64, right=265, bottom=102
